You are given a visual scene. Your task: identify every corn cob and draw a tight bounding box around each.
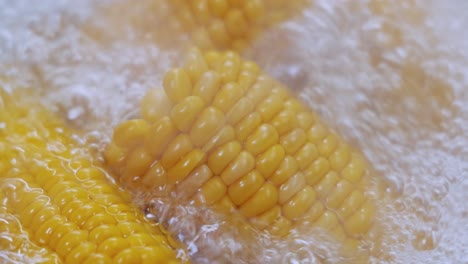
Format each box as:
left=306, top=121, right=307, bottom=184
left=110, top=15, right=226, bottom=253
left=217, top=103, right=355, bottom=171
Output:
left=0, top=89, right=187, bottom=264
left=105, top=49, right=378, bottom=252
left=166, top=0, right=306, bottom=51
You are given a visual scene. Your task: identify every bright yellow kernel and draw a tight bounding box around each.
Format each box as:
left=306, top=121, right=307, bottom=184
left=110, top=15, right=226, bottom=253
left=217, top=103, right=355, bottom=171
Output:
left=280, top=128, right=307, bottom=154
left=256, top=144, right=285, bottom=178
left=314, top=211, right=339, bottom=230
left=344, top=201, right=374, bottom=237
left=83, top=253, right=112, bottom=264
left=190, top=107, right=225, bottom=146
left=196, top=177, right=227, bottom=205
left=228, top=170, right=264, bottom=205
left=185, top=48, right=209, bottom=82
left=65, top=241, right=96, bottom=264
left=176, top=164, right=213, bottom=199
left=326, top=179, right=354, bottom=210
left=141, top=161, right=168, bottom=191
left=126, top=146, right=153, bottom=177
left=249, top=205, right=281, bottom=230
left=56, top=230, right=88, bottom=258
left=318, top=133, right=339, bottom=157
left=268, top=156, right=298, bottom=186
left=207, top=141, right=242, bottom=174
left=163, top=68, right=193, bottom=103
left=271, top=109, right=298, bottom=135
left=278, top=172, right=306, bottom=204
left=97, top=237, right=130, bottom=258
left=267, top=216, right=292, bottom=237
left=140, top=88, right=172, bottom=123
left=167, top=149, right=206, bottom=184
left=220, top=151, right=255, bottom=185
left=83, top=213, right=117, bottom=231
left=338, top=190, right=366, bottom=219
left=161, top=134, right=193, bottom=168
left=239, top=182, right=278, bottom=217
left=219, top=51, right=241, bottom=83
left=294, top=142, right=318, bottom=170
left=302, top=200, right=325, bottom=223
left=245, top=124, right=279, bottom=156
left=144, top=117, right=177, bottom=157
left=341, top=153, right=366, bottom=183
left=256, top=93, right=284, bottom=122
left=234, top=112, right=262, bottom=141
left=246, top=76, right=271, bottom=105
left=308, top=123, right=329, bottom=143
left=304, top=157, right=330, bottom=185
left=201, top=125, right=235, bottom=153
left=282, top=185, right=316, bottom=220
left=193, top=71, right=222, bottom=104
left=329, top=142, right=351, bottom=172
left=170, top=96, right=205, bottom=132
left=113, top=119, right=149, bottom=149
left=213, top=82, right=244, bottom=112
left=296, top=111, right=316, bottom=130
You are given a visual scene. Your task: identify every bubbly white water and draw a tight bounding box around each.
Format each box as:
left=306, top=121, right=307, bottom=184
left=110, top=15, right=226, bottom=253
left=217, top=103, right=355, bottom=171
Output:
left=0, top=0, right=466, bottom=263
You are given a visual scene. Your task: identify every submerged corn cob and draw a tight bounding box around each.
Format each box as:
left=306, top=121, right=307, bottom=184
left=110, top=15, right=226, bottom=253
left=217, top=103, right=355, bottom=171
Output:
left=105, top=49, right=377, bottom=251
left=166, top=0, right=306, bottom=51
left=0, top=89, right=187, bottom=264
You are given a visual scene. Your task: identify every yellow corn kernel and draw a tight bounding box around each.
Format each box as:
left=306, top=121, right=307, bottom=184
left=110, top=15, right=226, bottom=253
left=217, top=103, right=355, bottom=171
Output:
left=0, top=91, right=187, bottom=264
left=220, top=151, right=255, bottom=185
left=228, top=170, right=264, bottom=205
left=163, top=68, right=193, bottom=103
left=143, top=117, right=177, bottom=157
left=107, top=50, right=378, bottom=252
left=141, top=88, right=173, bottom=123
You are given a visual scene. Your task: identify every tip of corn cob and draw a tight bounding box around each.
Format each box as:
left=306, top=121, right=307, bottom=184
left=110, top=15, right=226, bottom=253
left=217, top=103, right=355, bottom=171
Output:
left=105, top=48, right=382, bottom=257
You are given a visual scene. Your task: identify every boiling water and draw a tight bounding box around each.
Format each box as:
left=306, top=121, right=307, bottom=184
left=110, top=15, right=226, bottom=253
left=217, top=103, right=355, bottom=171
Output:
left=0, top=0, right=466, bottom=263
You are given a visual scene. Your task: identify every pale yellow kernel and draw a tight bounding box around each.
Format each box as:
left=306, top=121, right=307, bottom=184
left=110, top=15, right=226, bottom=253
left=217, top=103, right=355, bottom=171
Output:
left=185, top=48, right=209, bottom=82
left=170, top=96, right=205, bottom=132
left=282, top=185, right=316, bottom=220
left=249, top=205, right=281, bottom=230
left=190, top=106, right=225, bottom=146
left=271, top=85, right=289, bottom=100
left=238, top=61, right=260, bottom=89
left=225, top=9, right=248, bottom=37
left=244, top=0, right=264, bottom=21
left=329, top=142, right=351, bottom=172
left=192, top=27, right=213, bottom=50
left=314, top=171, right=341, bottom=199
left=207, top=141, right=242, bottom=174
left=191, top=0, right=211, bottom=24
left=126, top=147, right=153, bottom=177
left=141, top=161, right=168, bottom=190
left=140, top=88, right=172, bottom=123
left=256, top=93, right=284, bottom=122
left=271, top=109, right=298, bottom=135
left=256, top=144, right=285, bottom=178
left=220, top=151, right=255, bottom=185
left=144, top=117, right=177, bottom=157
left=304, top=157, right=330, bottom=185
left=196, top=177, right=227, bottom=205
left=318, top=133, right=339, bottom=157
left=296, top=111, right=317, bottom=130
left=66, top=242, right=96, bottom=264
left=213, top=82, right=244, bottom=112
left=204, top=50, right=223, bottom=69
left=268, top=155, right=298, bottom=186
left=302, top=202, right=325, bottom=223
left=239, top=182, right=278, bottom=217
left=176, top=164, right=213, bottom=199
left=308, top=123, right=329, bottom=143
left=234, top=112, right=262, bottom=141
left=167, top=149, right=206, bottom=184
left=209, top=0, right=229, bottom=17
left=113, top=119, right=149, bottom=149
left=326, top=179, right=354, bottom=210
left=294, top=142, right=318, bottom=170
left=219, top=51, right=241, bottom=83
left=163, top=68, right=193, bottom=103
left=161, top=134, right=193, bottom=168
left=268, top=216, right=292, bottom=237
left=202, top=125, right=235, bottom=152
left=314, top=211, right=339, bottom=230
left=208, top=19, right=230, bottom=48
left=97, top=237, right=130, bottom=257
left=228, top=170, right=265, bottom=205
left=280, top=128, right=307, bottom=155
left=213, top=195, right=236, bottom=213
left=56, top=230, right=88, bottom=257
left=225, top=97, right=254, bottom=125
left=337, top=190, right=366, bottom=219
left=245, top=124, right=279, bottom=156
left=343, top=201, right=374, bottom=237
left=278, top=172, right=306, bottom=204
left=284, top=98, right=306, bottom=112
left=193, top=71, right=222, bottom=103
left=341, top=153, right=366, bottom=183
left=246, top=75, right=272, bottom=105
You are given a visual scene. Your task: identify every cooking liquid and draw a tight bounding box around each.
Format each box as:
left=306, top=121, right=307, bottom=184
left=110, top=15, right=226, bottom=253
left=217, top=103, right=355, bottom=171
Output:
left=0, top=0, right=466, bottom=263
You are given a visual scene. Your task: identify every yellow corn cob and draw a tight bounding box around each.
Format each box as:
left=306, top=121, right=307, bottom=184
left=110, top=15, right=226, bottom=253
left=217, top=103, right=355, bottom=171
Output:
left=105, top=48, right=378, bottom=253
left=166, top=0, right=306, bottom=51
left=0, top=89, right=187, bottom=264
